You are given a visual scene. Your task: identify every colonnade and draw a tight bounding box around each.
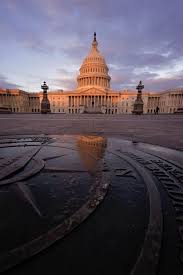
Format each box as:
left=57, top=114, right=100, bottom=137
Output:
left=148, top=97, right=160, bottom=108
left=77, top=77, right=109, bottom=88
left=69, top=95, right=118, bottom=108
left=0, top=92, right=37, bottom=112
left=168, top=93, right=183, bottom=106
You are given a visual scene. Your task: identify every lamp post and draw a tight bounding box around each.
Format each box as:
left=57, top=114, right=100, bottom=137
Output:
left=132, top=80, right=144, bottom=115
left=41, top=81, right=51, bottom=114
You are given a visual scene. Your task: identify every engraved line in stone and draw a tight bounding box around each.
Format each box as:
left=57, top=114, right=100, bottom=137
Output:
left=109, top=150, right=163, bottom=275
left=114, top=168, right=136, bottom=178
left=125, top=151, right=183, bottom=263
left=0, top=169, right=110, bottom=272
left=0, top=158, right=45, bottom=186
left=16, top=182, right=42, bottom=217
left=43, top=154, right=66, bottom=161
left=44, top=168, right=87, bottom=173
left=0, top=147, right=42, bottom=181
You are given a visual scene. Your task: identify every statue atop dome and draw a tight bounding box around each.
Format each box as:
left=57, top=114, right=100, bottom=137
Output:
left=94, top=32, right=96, bottom=41
left=92, top=32, right=98, bottom=50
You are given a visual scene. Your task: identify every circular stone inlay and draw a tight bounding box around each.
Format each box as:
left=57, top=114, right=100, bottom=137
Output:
left=0, top=135, right=183, bottom=275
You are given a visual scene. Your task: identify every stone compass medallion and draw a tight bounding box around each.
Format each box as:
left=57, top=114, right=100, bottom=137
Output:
left=0, top=135, right=183, bottom=275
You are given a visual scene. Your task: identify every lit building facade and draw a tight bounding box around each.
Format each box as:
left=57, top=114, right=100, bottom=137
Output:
left=0, top=34, right=183, bottom=114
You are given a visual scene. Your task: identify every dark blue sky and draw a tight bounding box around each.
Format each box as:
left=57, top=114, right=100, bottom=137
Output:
left=0, top=0, right=183, bottom=92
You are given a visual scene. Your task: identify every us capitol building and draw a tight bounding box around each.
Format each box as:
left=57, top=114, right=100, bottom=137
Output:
left=0, top=33, right=183, bottom=114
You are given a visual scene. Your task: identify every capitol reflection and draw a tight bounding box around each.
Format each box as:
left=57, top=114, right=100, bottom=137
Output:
left=77, top=135, right=107, bottom=174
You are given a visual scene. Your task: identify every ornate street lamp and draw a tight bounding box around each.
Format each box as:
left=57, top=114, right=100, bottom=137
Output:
left=132, top=80, right=144, bottom=115
left=41, top=81, right=51, bottom=114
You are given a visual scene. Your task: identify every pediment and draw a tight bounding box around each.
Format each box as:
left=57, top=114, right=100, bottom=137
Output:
left=76, top=87, right=107, bottom=95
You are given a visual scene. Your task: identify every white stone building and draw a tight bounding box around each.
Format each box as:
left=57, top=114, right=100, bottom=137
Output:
left=0, top=33, right=183, bottom=114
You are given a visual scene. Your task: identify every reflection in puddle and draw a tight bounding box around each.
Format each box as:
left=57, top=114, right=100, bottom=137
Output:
left=77, top=135, right=107, bottom=174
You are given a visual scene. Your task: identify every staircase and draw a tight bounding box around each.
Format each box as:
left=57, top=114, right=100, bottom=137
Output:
left=84, top=107, right=102, bottom=114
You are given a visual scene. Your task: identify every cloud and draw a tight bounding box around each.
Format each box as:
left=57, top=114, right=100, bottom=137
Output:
left=144, top=72, right=183, bottom=91
left=50, top=68, right=77, bottom=90
left=0, top=0, right=183, bottom=91
left=52, top=78, right=76, bottom=90
left=0, top=74, right=21, bottom=89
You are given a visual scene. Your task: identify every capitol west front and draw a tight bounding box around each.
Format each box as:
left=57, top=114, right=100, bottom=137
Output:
left=0, top=33, right=183, bottom=114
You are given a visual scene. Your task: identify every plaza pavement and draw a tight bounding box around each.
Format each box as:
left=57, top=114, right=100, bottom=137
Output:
left=0, top=113, right=183, bottom=150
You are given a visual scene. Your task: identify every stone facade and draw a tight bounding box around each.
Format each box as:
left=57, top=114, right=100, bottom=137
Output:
left=0, top=89, right=30, bottom=113
left=0, top=34, right=183, bottom=114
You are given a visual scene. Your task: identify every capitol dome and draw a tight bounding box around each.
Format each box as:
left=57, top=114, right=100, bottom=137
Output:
left=77, top=33, right=111, bottom=89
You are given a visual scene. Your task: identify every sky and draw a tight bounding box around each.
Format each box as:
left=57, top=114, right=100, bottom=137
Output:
left=0, top=0, right=183, bottom=92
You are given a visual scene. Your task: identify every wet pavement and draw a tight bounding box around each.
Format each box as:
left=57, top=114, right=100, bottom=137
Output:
left=0, top=134, right=183, bottom=275
left=0, top=113, right=183, bottom=150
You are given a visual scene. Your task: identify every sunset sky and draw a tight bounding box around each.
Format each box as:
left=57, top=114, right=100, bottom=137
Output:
left=0, top=0, right=182, bottom=92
